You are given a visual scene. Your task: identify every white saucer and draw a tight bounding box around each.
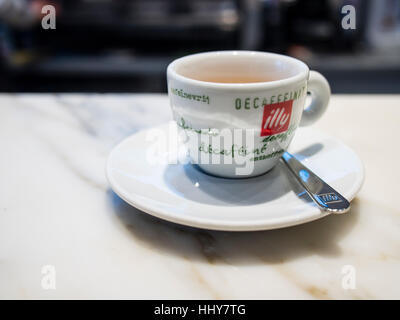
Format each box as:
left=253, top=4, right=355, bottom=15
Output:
left=106, top=123, right=364, bottom=231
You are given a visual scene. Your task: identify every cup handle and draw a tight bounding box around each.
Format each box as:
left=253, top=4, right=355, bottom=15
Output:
left=300, top=70, right=331, bottom=127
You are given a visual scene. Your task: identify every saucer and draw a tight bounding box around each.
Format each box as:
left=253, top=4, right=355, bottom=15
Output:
left=106, top=123, right=364, bottom=231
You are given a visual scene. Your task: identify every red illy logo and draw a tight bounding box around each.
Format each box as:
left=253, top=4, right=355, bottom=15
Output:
left=261, top=100, right=293, bottom=137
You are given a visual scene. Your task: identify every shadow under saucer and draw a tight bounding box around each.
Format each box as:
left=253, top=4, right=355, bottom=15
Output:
left=108, top=189, right=360, bottom=265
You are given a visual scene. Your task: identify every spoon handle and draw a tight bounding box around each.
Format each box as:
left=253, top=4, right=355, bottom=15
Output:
left=281, top=151, right=351, bottom=214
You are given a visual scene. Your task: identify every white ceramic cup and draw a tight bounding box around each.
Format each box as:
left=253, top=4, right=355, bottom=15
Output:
left=167, top=51, right=330, bottom=178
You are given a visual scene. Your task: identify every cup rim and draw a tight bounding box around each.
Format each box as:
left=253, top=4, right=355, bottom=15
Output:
left=167, top=50, right=309, bottom=90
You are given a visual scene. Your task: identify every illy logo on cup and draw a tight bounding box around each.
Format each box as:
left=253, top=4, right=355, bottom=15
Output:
left=261, top=100, right=293, bottom=137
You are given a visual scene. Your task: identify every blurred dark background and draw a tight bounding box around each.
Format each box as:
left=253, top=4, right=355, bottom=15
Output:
left=0, top=0, right=399, bottom=93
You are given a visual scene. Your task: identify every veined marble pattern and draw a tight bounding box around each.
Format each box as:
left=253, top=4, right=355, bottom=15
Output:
left=0, top=93, right=399, bottom=299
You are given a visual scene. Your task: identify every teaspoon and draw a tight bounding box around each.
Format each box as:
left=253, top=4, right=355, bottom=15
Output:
left=281, top=151, right=351, bottom=214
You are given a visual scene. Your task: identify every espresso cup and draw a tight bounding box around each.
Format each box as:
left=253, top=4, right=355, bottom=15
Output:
left=167, top=51, right=330, bottom=178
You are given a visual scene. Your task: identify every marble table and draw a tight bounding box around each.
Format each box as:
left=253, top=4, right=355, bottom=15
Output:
left=0, top=94, right=399, bottom=299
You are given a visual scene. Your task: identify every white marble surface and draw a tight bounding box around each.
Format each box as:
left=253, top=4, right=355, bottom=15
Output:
left=0, top=93, right=399, bottom=299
